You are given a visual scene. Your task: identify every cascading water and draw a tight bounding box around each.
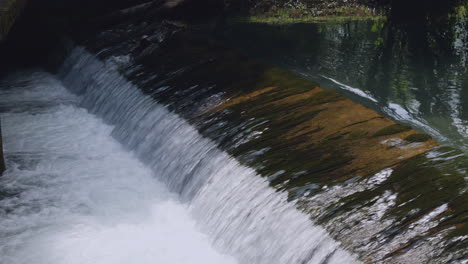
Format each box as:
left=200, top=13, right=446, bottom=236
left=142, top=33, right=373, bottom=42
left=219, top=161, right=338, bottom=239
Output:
left=1, top=0, right=467, bottom=261
left=0, top=71, right=237, bottom=264
left=57, top=46, right=359, bottom=264
left=0, top=44, right=358, bottom=263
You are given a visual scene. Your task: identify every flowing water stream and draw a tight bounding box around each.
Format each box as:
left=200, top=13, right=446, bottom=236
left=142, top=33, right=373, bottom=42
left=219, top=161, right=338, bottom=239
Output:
left=1, top=10, right=467, bottom=263
left=0, top=46, right=358, bottom=263
left=0, top=71, right=237, bottom=264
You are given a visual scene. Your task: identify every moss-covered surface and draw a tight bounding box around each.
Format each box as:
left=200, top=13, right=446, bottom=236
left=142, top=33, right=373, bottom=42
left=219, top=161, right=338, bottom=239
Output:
left=373, top=124, right=412, bottom=137
left=227, top=3, right=386, bottom=24
left=229, top=14, right=385, bottom=24
left=81, top=23, right=468, bottom=262
left=405, top=133, right=432, bottom=142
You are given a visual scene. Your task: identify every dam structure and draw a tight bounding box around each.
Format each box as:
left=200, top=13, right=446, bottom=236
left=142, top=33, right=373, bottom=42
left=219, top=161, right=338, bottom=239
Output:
left=0, top=0, right=467, bottom=263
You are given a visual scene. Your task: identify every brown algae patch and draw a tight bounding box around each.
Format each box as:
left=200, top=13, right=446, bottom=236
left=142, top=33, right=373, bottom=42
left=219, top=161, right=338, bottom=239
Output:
left=212, top=75, right=438, bottom=186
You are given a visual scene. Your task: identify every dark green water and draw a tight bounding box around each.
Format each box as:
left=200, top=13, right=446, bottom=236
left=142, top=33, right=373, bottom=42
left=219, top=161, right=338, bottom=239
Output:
left=223, top=16, right=468, bottom=151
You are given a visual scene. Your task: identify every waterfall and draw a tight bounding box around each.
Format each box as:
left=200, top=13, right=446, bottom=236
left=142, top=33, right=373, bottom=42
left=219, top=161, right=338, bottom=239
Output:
left=0, top=71, right=236, bottom=264
left=56, top=46, right=359, bottom=263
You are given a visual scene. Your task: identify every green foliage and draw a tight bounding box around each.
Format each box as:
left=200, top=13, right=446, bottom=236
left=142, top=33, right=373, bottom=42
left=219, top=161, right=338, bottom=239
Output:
left=227, top=0, right=386, bottom=24
left=230, top=14, right=384, bottom=24
left=454, top=5, right=467, bottom=20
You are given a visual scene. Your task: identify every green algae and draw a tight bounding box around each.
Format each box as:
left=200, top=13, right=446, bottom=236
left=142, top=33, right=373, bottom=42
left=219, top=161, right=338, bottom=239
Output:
left=318, top=188, right=384, bottom=224
left=309, top=146, right=468, bottom=245
left=347, top=130, right=369, bottom=140
left=379, top=149, right=466, bottom=224
left=308, top=90, right=343, bottom=105
left=373, top=124, right=412, bottom=137
left=326, top=132, right=350, bottom=141
left=388, top=169, right=463, bottom=224
left=405, top=133, right=432, bottom=142
left=449, top=221, right=468, bottom=238
left=441, top=192, right=468, bottom=240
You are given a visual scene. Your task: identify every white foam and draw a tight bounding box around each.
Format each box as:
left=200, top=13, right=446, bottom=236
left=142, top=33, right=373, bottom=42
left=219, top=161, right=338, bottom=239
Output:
left=0, top=72, right=236, bottom=264
left=320, top=75, right=378, bottom=103
left=57, top=46, right=359, bottom=264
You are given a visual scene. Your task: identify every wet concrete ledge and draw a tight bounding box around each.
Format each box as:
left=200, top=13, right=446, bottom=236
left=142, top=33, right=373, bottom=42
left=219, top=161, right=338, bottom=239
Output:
left=0, top=0, right=28, bottom=41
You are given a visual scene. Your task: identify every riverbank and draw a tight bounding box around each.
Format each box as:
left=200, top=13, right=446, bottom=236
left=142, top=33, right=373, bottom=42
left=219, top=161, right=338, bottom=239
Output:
left=228, top=3, right=385, bottom=24
left=229, top=14, right=385, bottom=24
